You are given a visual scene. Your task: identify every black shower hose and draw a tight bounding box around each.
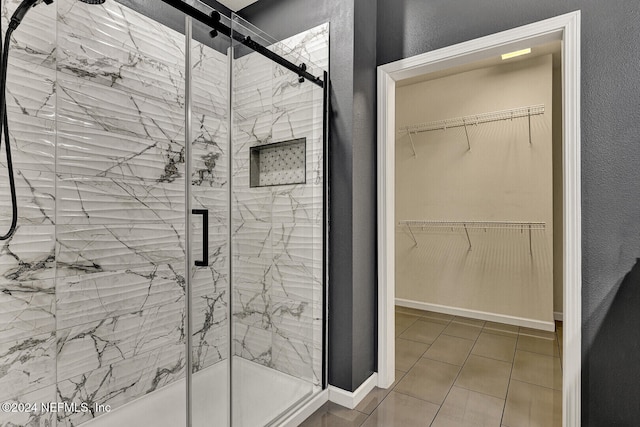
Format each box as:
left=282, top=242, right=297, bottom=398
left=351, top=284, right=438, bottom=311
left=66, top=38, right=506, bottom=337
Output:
left=0, top=18, right=19, bottom=240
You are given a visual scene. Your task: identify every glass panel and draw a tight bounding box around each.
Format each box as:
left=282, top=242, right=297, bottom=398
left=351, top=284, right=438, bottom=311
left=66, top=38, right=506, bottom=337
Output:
left=54, top=2, right=189, bottom=426
left=230, top=13, right=327, bottom=427
left=189, top=9, right=231, bottom=427
left=1, top=0, right=192, bottom=425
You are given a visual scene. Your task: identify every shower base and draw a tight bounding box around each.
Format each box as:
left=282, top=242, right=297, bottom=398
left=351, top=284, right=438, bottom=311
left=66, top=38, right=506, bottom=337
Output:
left=83, top=357, right=313, bottom=427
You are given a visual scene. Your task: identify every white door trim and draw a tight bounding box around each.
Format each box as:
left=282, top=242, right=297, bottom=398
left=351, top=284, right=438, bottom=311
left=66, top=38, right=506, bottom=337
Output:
left=376, top=11, right=581, bottom=426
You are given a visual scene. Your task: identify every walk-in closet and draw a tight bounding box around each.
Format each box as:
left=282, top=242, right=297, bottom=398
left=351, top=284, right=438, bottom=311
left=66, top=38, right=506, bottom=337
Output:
left=395, top=47, right=563, bottom=331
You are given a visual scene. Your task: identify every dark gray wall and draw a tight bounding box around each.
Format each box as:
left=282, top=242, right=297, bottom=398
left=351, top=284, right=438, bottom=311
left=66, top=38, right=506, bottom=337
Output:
left=377, top=0, right=640, bottom=424
left=240, top=0, right=378, bottom=391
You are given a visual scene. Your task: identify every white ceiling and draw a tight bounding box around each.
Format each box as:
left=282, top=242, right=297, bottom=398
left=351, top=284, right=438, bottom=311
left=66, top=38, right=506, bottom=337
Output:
left=216, top=0, right=260, bottom=11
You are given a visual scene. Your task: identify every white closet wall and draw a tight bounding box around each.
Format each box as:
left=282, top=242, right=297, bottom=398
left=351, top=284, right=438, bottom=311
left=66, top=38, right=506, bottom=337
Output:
left=395, top=54, right=554, bottom=328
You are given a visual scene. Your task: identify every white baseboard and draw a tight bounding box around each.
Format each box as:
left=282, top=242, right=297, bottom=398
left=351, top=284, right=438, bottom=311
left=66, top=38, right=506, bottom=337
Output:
left=277, top=389, right=328, bottom=427
left=396, top=298, right=555, bottom=332
left=328, top=373, right=378, bottom=410
left=554, top=311, right=563, bottom=321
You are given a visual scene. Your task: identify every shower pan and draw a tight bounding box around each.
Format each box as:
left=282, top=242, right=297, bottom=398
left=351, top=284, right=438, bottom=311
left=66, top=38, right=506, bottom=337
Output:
left=0, top=0, right=329, bottom=426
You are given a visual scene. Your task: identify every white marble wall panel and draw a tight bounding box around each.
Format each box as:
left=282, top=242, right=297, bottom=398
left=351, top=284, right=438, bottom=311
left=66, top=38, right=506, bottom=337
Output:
left=190, top=222, right=227, bottom=371
left=56, top=224, right=185, bottom=275
left=231, top=24, right=327, bottom=387
left=272, top=334, right=315, bottom=384
left=233, top=322, right=272, bottom=366
left=0, top=169, right=55, bottom=226
left=0, top=225, right=55, bottom=285
left=0, top=332, right=56, bottom=402
left=0, top=3, right=57, bottom=422
left=57, top=175, right=184, bottom=225
left=56, top=343, right=184, bottom=427
left=0, top=57, right=55, bottom=174
left=0, top=0, right=239, bottom=424
left=0, top=279, right=54, bottom=344
left=56, top=266, right=184, bottom=331
left=0, top=385, right=56, bottom=427
left=192, top=323, right=226, bottom=372
left=192, top=114, right=227, bottom=188
left=56, top=0, right=185, bottom=102
left=1, top=0, right=56, bottom=67
left=190, top=270, right=227, bottom=371
left=190, top=39, right=229, bottom=373
left=271, top=185, right=320, bottom=225
left=56, top=299, right=185, bottom=381
left=56, top=74, right=185, bottom=182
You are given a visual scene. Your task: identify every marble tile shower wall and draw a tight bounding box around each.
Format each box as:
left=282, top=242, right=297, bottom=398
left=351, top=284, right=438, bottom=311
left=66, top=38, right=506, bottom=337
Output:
left=0, top=1, right=228, bottom=426
left=231, top=24, right=328, bottom=387
left=1, top=0, right=58, bottom=425
left=190, top=38, right=229, bottom=373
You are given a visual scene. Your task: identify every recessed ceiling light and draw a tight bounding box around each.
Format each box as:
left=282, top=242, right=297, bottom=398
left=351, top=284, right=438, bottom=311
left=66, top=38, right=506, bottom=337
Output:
left=501, top=48, right=532, bottom=60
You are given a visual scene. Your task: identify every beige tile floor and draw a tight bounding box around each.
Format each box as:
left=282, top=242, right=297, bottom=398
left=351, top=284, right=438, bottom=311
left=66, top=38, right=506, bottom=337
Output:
left=300, top=307, right=562, bottom=427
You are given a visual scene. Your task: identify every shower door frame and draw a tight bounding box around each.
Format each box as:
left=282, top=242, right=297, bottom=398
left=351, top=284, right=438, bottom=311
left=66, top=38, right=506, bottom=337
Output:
left=182, top=10, right=330, bottom=426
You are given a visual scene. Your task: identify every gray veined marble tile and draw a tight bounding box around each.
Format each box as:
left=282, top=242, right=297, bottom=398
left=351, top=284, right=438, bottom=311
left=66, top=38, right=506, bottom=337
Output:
left=57, top=175, right=185, bottom=225
left=191, top=187, right=228, bottom=217
left=0, top=332, right=56, bottom=402
left=273, top=23, right=329, bottom=73
left=271, top=185, right=321, bottom=224
left=0, top=278, right=54, bottom=345
left=0, top=384, right=57, bottom=427
left=0, top=169, right=55, bottom=226
left=189, top=241, right=227, bottom=300
left=269, top=293, right=314, bottom=342
left=56, top=343, right=185, bottom=427
left=56, top=73, right=185, bottom=176
left=2, top=55, right=56, bottom=173
left=233, top=322, right=273, bottom=367
left=0, top=225, right=55, bottom=285
left=56, top=224, right=185, bottom=276
left=191, top=117, right=228, bottom=189
left=271, top=260, right=321, bottom=303
left=191, top=220, right=227, bottom=267
left=231, top=180, right=274, bottom=218
left=56, top=299, right=185, bottom=381
left=231, top=220, right=273, bottom=258
left=56, top=265, right=185, bottom=330
left=232, top=256, right=272, bottom=295
left=272, top=332, right=315, bottom=382
left=272, top=222, right=317, bottom=264
left=0, top=113, right=55, bottom=174
left=56, top=0, right=185, bottom=102
left=1, top=0, right=56, bottom=68
left=5, top=56, right=56, bottom=121
left=191, top=42, right=228, bottom=117
left=192, top=323, right=228, bottom=372
left=233, top=286, right=271, bottom=331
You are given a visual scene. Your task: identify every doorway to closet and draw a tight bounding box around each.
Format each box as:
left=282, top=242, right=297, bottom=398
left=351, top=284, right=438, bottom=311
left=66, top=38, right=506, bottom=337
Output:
left=377, top=12, right=581, bottom=427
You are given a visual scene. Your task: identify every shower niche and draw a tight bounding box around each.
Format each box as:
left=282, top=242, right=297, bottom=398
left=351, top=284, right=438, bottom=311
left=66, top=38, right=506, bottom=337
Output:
left=0, top=1, right=328, bottom=426
left=250, top=138, right=307, bottom=187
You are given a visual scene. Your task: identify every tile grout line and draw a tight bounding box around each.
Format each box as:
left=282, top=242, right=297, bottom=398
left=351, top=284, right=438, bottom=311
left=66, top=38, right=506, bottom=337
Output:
left=500, top=328, right=519, bottom=427
left=426, top=317, right=484, bottom=426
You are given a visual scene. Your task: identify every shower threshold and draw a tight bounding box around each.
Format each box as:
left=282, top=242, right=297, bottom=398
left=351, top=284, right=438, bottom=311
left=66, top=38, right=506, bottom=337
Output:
left=82, top=357, right=313, bottom=427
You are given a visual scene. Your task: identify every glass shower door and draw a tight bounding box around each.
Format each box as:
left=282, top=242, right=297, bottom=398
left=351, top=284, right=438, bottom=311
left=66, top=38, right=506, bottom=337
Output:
left=229, top=13, right=327, bottom=427
left=188, top=13, right=231, bottom=427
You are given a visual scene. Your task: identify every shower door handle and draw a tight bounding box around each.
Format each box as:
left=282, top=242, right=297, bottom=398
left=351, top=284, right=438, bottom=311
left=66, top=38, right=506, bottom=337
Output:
left=191, top=209, right=208, bottom=267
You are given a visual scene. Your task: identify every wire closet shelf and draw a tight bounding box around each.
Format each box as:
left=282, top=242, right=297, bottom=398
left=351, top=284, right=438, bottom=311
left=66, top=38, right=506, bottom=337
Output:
left=397, top=220, right=546, bottom=254
left=398, top=104, right=545, bottom=154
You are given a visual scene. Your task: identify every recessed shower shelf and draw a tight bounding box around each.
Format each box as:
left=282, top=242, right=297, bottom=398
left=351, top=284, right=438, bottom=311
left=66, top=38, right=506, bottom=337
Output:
left=398, top=220, right=546, bottom=253
left=250, top=138, right=306, bottom=187
left=398, top=104, right=545, bottom=155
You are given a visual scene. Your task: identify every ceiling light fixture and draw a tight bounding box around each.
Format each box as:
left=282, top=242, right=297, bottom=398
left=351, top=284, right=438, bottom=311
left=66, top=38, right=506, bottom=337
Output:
left=501, top=48, right=531, bottom=60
